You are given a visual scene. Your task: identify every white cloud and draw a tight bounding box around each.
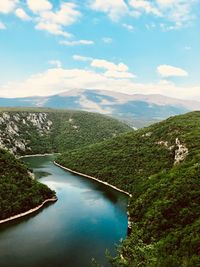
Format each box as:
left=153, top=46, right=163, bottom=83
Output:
left=122, top=23, right=134, bottom=31
left=27, top=0, right=52, bottom=13
left=73, top=55, right=93, bottom=61
left=91, top=59, right=129, bottom=72
left=38, top=3, right=81, bottom=26
left=60, top=39, right=94, bottom=46
left=156, top=0, right=198, bottom=28
left=48, top=60, right=62, bottom=68
left=89, top=0, right=198, bottom=29
left=15, top=8, right=31, bottom=21
left=129, top=0, right=161, bottom=16
left=157, top=65, right=188, bottom=77
left=90, top=59, right=136, bottom=78
left=33, top=2, right=81, bottom=37
left=90, top=0, right=129, bottom=21
left=0, top=0, right=18, bottom=14
left=0, top=67, right=199, bottom=101
left=0, top=22, right=6, bottom=30
left=35, top=22, right=71, bottom=37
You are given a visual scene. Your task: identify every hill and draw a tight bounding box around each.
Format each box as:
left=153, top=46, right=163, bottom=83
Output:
left=56, top=111, right=200, bottom=266
left=1, top=89, right=199, bottom=128
left=0, top=149, right=55, bottom=221
left=0, top=108, right=131, bottom=155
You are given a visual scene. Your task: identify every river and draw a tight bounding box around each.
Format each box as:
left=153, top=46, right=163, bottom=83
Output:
left=0, top=155, right=128, bottom=267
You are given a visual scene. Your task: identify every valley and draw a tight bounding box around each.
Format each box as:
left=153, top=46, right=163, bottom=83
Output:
left=0, top=109, right=199, bottom=266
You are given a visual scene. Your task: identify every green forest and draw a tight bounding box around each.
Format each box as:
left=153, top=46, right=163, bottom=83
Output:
left=0, top=149, right=55, bottom=220
left=56, top=111, right=200, bottom=266
left=0, top=108, right=130, bottom=221
left=0, top=108, right=131, bottom=155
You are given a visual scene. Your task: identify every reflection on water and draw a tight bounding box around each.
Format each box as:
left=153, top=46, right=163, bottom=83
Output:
left=0, top=155, right=128, bottom=267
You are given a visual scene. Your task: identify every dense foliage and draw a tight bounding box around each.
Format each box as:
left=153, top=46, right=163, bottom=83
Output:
left=57, top=111, right=200, bottom=266
left=0, top=108, right=130, bottom=221
left=0, top=149, right=55, bottom=220
left=0, top=108, right=131, bottom=155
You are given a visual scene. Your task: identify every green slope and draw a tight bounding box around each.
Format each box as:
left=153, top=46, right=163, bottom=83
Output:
left=56, top=111, right=200, bottom=266
left=0, top=149, right=55, bottom=220
left=0, top=108, right=131, bottom=155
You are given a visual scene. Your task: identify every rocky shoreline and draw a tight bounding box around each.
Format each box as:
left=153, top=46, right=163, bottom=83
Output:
left=0, top=197, right=57, bottom=225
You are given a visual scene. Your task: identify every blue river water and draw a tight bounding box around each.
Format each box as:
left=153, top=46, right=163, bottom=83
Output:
left=0, top=155, right=128, bottom=267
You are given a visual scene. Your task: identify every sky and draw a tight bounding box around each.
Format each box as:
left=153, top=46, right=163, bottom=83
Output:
left=0, top=0, right=200, bottom=100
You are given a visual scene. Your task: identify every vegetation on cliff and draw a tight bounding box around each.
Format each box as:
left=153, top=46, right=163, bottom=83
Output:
left=0, top=108, right=131, bottom=155
left=0, top=108, right=130, bottom=221
left=56, top=111, right=200, bottom=266
left=0, top=149, right=55, bottom=220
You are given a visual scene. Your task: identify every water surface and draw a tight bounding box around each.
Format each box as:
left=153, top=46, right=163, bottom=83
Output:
left=0, top=155, right=128, bottom=267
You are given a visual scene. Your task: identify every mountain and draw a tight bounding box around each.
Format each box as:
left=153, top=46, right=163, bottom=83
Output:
left=1, top=89, right=200, bottom=128
left=0, top=149, right=55, bottom=221
left=0, top=108, right=131, bottom=155
left=56, top=111, right=200, bottom=266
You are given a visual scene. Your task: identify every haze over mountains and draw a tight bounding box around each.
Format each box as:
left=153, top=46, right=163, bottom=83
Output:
left=1, top=89, right=200, bottom=128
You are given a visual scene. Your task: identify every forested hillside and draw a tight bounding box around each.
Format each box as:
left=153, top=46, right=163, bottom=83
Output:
left=56, top=111, right=200, bottom=266
left=0, top=149, right=55, bottom=220
left=0, top=108, right=131, bottom=155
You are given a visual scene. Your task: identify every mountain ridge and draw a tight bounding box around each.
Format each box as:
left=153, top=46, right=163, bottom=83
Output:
left=1, top=89, right=199, bottom=128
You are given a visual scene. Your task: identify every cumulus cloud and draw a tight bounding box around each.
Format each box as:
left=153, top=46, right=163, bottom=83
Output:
left=89, top=0, right=198, bottom=29
left=0, top=22, right=6, bottom=30
left=26, top=0, right=52, bottom=13
left=35, top=22, right=71, bottom=37
left=0, top=66, right=199, bottom=100
left=15, top=8, right=31, bottom=21
left=157, top=65, right=188, bottom=77
left=91, top=59, right=129, bottom=72
left=60, top=39, right=94, bottom=46
left=129, top=0, right=161, bottom=16
left=38, top=3, right=81, bottom=26
left=156, top=0, right=198, bottom=28
left=0, top=0, right=18, bottom=14
left=90, top=0, right=129, bottom=21
left=31, top=2, right=81, bottom=37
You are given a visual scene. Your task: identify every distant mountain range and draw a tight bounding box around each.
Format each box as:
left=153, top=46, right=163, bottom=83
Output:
left=1, top=89, right=200, bottom=128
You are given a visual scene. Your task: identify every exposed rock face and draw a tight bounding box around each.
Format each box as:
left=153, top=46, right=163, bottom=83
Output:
left=156, top=140, right=174, bottom=151
left=156, top=138, right=188, bottom=164
left=0, top=112, right=52, bottom=154
left=174, top=138, right=188, bottom=165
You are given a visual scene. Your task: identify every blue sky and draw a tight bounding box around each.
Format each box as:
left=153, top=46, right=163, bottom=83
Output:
left=0, top=0, right=199, bottom=100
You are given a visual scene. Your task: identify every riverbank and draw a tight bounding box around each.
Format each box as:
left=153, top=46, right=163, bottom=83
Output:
left=54, top=161, right=132, bottom=197
left=0, top=197, right=57, bottom=225
left=19, top=153, right=60, bottom=159
left=54, top=161, right=132, bottom=232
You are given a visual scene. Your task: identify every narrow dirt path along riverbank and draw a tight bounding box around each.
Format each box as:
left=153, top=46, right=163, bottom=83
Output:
left=0, top=197, right=57, bottom=224
left=54, top=161, right=132, bottom=197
